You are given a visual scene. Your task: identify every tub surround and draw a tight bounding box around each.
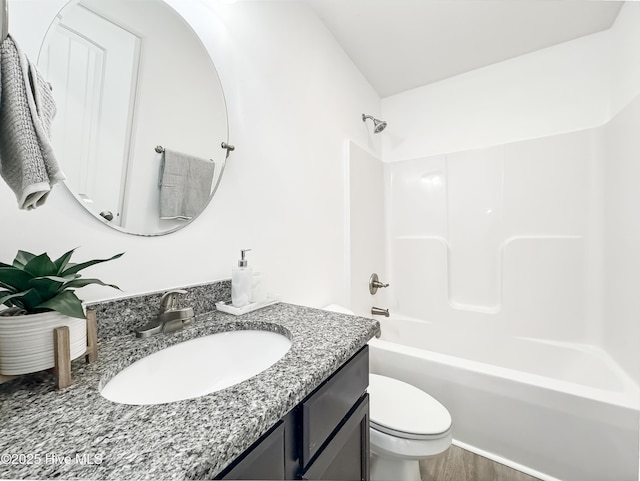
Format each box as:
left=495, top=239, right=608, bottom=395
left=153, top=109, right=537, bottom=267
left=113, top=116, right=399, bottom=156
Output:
left=0, top=293, right=379, bottom=480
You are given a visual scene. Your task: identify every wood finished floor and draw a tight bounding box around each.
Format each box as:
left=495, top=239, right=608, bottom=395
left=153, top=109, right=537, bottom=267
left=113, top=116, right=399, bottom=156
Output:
left=419, top=445, right=542, bottom=481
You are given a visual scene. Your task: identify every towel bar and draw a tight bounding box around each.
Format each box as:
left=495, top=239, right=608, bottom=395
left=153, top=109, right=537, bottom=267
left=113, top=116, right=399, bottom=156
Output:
left=155, top=143, right=236, bottom=156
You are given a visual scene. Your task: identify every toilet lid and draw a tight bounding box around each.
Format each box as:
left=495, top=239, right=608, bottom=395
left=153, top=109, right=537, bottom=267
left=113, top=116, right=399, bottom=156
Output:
left=368, top=374, right=452, bottom=440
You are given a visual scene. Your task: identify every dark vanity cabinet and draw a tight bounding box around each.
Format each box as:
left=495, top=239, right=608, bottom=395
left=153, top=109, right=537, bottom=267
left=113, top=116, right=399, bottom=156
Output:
left=218, top=421, right=287, bottom=480
left=217, top=346, right=370, bottom=481
left=300, top=394, right=369, bottom=481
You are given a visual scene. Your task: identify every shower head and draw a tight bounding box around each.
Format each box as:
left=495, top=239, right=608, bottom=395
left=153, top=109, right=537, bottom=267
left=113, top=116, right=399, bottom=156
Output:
left=362, top=114, right=387, bottom=134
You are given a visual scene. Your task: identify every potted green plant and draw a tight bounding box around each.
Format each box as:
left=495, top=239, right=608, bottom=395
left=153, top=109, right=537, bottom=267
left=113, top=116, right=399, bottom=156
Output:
left=0, top=248, right=123, bottom=376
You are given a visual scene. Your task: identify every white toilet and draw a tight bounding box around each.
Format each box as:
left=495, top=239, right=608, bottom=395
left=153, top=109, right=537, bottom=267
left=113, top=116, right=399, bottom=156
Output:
left=368, top=373, right=452, bottom=481
left=321, top=305, right=452, bottom=481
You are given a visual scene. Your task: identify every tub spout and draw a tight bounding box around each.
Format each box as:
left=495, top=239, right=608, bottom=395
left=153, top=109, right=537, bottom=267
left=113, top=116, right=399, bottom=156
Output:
left=371, top=306, right=390, bottom=317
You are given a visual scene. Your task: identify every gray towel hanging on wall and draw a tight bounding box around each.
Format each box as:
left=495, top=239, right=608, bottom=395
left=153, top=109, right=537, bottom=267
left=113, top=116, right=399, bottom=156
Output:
left=0, top=34, right=64, bottom=210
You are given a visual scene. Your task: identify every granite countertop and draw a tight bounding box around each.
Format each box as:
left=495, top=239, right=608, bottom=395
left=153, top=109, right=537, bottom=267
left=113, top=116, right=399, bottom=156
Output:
left=0, top=302, right=379, bottom=480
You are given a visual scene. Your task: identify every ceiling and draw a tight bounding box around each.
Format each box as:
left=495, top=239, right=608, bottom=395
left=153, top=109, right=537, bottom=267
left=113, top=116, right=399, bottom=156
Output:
left=304, top=0, right=624, bottom=98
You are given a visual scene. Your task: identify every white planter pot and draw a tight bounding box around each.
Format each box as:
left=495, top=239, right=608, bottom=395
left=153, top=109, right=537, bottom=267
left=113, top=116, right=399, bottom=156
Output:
left=0, top=312, right=87, bottom=376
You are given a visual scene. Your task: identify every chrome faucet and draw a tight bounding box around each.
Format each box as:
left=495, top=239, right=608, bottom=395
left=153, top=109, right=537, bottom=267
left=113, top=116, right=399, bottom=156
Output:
left=371, top=306, right=390, bottom=317
left=136, top=290, right=195, bottom=338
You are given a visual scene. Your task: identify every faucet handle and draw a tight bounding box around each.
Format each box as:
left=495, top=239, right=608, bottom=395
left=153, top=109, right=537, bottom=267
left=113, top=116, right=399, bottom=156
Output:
left=369, top=273, right=389, bottom=295
left=159, top=289, right=187, bottom=313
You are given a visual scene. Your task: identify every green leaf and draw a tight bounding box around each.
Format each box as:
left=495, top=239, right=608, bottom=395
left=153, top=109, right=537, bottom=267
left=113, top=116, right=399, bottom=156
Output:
left=1, top=288, right=43, bottom=311
left=0, top=290, right=26, bottom=307
left=13, top=250, right=37, bottom=269
left=37, top=291, right=85, bottom=319
left=61, top=252, right=124, bottom=277
left=65, top=278, right=121, bottom=291
left=23, top=253, right=57, bottom=277
left=28, top=275, right=77, bottom=301
left=0, top=280, right=18, bottom=292
left=0, top=267, right=33, bottom=291
left=53, top=248, right=78, bottom=276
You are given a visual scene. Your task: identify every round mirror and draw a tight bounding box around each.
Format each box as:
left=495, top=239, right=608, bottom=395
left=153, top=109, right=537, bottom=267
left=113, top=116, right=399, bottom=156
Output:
left=38, top=0, right=228, bottom=236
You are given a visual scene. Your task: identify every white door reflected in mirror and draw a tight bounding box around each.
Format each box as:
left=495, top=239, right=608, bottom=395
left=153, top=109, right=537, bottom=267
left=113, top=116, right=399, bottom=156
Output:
left=40, top=5, right=140, bottom=227
left=38, top=0, right=228, bottom=235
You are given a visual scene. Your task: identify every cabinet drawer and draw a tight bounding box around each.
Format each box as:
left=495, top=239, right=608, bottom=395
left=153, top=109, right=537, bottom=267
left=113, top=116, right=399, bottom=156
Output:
left=301, top=345, right=368, bottom=466
left=301, top=394, right=369, bottom=481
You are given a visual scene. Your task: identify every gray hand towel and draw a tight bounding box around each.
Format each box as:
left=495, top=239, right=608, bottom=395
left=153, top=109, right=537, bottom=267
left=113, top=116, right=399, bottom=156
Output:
left=159, top=148, right=215, bottom=220
left=0, top=35, right=64, bottom=210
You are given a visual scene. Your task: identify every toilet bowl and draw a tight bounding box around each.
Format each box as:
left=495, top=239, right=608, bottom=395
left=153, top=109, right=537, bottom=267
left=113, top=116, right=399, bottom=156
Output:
left=321, top=304, right=452, bottom=481
left=368, top=373, right=452, bottom=481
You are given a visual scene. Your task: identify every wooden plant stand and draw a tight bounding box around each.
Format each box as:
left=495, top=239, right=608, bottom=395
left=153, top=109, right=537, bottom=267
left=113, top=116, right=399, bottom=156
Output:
left=0, top=309, right=99, bottom=389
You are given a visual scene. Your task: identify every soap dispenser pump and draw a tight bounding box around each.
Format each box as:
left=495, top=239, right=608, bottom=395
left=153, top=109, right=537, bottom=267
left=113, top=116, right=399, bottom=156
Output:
left=232, top=249, right=253, bottom=307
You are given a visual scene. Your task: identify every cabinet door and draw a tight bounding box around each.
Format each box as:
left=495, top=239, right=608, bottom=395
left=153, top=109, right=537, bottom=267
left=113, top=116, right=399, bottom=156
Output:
left=302, top=346, right=369, bottom=466
left=301, top=394, right=370, bottom=481
left=218, top=421, right=285, bottom=480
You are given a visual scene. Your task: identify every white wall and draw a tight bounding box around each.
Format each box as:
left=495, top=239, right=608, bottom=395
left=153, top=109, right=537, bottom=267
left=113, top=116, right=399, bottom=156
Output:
left=2, top=0, right=381, bottom=308
left=381, top=2, right=640, bottom=161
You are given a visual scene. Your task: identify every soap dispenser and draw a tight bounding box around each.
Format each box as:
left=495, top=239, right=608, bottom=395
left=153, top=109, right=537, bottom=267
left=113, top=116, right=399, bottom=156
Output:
left=232, top=249, right=253, bottom=307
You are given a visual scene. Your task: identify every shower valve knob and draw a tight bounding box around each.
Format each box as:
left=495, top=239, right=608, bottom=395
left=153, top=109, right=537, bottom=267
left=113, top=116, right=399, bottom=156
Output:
left=369, top=273, right=389, bottom=295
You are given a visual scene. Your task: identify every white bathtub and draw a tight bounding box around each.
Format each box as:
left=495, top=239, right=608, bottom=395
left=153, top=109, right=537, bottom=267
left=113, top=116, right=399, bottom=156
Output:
left=368, top=315, right=640, bottom=481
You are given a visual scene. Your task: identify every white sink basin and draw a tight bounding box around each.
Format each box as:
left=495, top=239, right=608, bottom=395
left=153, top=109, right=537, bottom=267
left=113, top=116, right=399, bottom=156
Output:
left=100, top=330, right=291, bottom=405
